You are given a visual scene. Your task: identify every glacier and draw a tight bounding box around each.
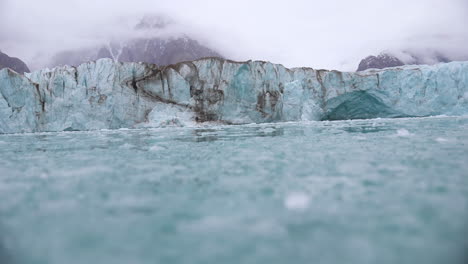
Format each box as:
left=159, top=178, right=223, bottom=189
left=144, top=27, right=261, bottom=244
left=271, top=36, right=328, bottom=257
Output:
left=0, top=57, right=467, bottom=133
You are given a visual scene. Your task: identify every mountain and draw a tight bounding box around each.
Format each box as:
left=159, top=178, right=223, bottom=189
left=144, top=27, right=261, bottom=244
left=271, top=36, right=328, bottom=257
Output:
left=50, top=15, right=222, bottom=68
left=357, top=50, right=463, bottom=71
left=357, top=53, right=405, bottom=72
left=0, top=51, right=30, bottom=74
left=1, top=58, right=467, bottom=133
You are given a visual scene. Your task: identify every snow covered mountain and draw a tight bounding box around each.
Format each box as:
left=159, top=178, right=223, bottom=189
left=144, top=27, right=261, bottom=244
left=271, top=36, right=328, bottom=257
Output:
left=357, top=50, right=467, bottom=71
left=0, top=51, right=30, bottom=74
left=357, top=53, right=405, bottom=72
left=49, top=15, right=222, bottom=68
left=1, top=58, right=467, bottom=133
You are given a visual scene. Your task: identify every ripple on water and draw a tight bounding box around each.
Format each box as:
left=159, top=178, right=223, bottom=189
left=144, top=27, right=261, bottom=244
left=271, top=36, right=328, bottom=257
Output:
left=0, top=116, right=467, bottom=264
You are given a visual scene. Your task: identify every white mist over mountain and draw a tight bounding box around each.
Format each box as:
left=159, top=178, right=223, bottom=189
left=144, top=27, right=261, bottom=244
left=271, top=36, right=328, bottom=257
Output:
left=0, top=0, right=467, bottom=71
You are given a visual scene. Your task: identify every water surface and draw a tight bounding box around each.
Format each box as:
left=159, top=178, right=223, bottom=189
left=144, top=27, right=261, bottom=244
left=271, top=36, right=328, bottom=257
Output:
left=0, top=116, right=467, bottom=264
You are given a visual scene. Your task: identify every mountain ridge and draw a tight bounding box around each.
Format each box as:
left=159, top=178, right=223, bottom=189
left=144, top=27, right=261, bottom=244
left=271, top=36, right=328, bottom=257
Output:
left=0, top=51, right=30, bottom=74
left=48, top=15, right=223, bottom=69
left=357, top=49, right=468, bottom=71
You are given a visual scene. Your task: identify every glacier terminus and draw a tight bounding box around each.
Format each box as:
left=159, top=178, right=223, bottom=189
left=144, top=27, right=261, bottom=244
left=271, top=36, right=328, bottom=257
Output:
left=0, top=57, right=467, bottom=133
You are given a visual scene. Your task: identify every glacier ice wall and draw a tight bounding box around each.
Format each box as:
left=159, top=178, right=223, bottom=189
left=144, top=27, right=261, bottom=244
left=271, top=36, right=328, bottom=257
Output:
left=0, top=58, right=467, bottom=133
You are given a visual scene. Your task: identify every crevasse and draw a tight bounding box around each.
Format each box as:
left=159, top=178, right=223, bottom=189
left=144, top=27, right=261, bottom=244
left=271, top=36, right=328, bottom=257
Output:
left=0, top=57, right=467, bottom=133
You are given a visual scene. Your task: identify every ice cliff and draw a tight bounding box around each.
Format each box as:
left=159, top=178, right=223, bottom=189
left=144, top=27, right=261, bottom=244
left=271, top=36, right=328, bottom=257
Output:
left=0, top=58, right=467, bottom=133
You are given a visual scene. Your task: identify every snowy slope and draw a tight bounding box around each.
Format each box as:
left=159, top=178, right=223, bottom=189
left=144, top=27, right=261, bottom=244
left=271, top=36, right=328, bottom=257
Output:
left=49, top=15, right=222, bottom=69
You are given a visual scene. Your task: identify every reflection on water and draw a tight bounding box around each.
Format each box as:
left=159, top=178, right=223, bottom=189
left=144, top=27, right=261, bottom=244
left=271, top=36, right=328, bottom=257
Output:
left=340, top=125, right=392, bottom=134
left=174, top=126, right=286, bottom=143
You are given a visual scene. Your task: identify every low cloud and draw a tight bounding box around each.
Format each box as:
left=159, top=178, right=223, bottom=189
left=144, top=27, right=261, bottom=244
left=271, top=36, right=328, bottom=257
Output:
left=1, top=0, right=467, bottom=71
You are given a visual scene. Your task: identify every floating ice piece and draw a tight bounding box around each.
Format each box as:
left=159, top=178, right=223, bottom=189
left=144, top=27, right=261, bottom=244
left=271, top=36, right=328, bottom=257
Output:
left=284, top=192, right=310, bottom=211
left=149, top=145, right=166, bottom=151
left=396, top=129, right=413, bottom=137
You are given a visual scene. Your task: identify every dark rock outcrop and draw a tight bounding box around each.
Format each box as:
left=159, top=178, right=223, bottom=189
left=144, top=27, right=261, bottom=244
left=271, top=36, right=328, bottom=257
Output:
left=0, top=51, right=30, bottom=74
left=357, top=50, right=467, bottom=71
left=357, top=53, right=404, bottom=71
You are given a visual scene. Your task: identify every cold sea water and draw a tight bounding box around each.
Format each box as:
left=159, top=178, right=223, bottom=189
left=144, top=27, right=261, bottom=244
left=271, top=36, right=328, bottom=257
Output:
left=0, top=116, right=467, bottom=264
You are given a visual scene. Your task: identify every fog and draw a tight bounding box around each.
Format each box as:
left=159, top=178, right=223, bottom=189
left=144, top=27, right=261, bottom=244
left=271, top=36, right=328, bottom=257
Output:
left=1, top=0, right=467, bottom=71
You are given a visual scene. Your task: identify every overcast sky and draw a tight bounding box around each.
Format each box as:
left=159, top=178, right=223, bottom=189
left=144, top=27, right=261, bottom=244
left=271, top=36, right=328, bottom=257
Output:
left=1, top=0, right=467, bottom=71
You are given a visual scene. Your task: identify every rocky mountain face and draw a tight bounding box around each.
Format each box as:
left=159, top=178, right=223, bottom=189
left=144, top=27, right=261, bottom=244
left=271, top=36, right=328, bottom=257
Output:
left=50, top=16, right=222, bottom=68
left=1, top=57, right=467, bottom=134
left=357, top=50, right=460, bottom=71
left=357, top=54, right=405, bottom=71
left=0, top=51, right=30, bottom=74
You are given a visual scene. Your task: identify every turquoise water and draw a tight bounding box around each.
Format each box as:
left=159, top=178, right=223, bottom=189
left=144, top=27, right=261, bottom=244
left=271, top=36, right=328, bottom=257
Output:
left=0, top=116, right=467, bottom=264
